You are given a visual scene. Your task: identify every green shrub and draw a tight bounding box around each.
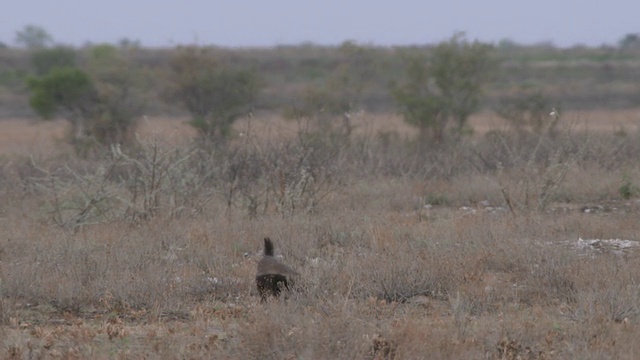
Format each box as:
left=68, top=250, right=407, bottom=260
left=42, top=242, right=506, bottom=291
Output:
left=27, top=46, right=145, bottom=151
left=15, top=24, right=52, bottom=49
left=495, top=86, right=560, bottom=135
left=27, top=67, right=97, bottom=121
left=392, top=34, right=496, bottom=142
left=619, top=174, right=639, bottom=199
left=167, top=46, right=261, bottom=140
left=31, top=46, right=77, bottom=75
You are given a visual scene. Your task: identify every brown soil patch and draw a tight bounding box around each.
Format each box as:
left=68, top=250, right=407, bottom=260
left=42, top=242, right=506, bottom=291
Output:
left=0, top=118, right=70, bottom=157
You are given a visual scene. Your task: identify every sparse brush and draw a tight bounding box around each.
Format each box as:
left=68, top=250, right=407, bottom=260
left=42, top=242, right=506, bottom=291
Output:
left=28, top=157, right=121, bottom=231
left=2, top=108, right=640, bottom=358
left=110, top=137, right=207, bottom=221
left=488, top=126, right=586, bottom=213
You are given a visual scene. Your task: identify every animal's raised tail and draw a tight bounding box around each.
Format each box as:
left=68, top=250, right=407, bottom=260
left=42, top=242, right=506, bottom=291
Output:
left=264, top=237, right=274, bottom=257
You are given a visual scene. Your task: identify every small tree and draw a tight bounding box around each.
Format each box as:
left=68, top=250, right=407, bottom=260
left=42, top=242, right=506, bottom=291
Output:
left=495, top=86, right=560, bottom=135
left=391, top=54, right=447, bottom=141
left=27, top=67, right=99, bottom=142
left=27, top=47, right=144, bottom=150
left=118, top=37, right=141, bottom=49
left=31, top=46, right=77, bottom=75
left=87, top=44, right=145, bottom=145
left=286, top=41, right=378, bottom=137
left=15, top=25, right=53, bottom=49
left=168, top=46, right=260, bottom=140
left=619, top=33, right=640, bottom=51
left=392, top=34, right=495, bottom=142
left=431, top=34, right=495, bottom=134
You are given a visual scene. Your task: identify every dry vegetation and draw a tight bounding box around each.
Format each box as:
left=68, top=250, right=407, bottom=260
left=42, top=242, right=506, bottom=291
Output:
left=1, top=110, right=640, bottom=359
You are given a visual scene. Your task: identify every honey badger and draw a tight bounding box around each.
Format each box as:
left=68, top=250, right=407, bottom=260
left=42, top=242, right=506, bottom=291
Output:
left=256, top=238, right=298, bottom=301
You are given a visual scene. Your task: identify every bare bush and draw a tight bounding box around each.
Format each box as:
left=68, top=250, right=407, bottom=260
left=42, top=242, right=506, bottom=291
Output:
left=482, top=128, right=586, bottom=213
left=28, top=158, right=122, bottom=231
left=111, top=138, right=209, bottom=221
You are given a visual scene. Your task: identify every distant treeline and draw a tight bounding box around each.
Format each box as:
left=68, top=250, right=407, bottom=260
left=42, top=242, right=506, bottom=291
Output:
left=1, top=41, right=640, bottom=118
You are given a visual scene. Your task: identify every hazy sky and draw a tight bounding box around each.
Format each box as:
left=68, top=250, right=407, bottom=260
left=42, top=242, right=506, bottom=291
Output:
left=2, top=0, right=639, bottom=48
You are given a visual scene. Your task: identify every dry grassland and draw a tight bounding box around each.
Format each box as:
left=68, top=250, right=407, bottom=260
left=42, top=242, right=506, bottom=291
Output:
left=2, top=108, right=640, bottom=157
left=1, top=110, right=640, bottom=359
